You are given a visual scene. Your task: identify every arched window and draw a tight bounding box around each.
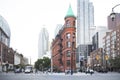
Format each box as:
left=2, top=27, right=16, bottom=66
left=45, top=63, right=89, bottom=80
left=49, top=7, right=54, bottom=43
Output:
left=66, top=20, right=70, bottom=27
left=66, top=33, right=70, bottom=39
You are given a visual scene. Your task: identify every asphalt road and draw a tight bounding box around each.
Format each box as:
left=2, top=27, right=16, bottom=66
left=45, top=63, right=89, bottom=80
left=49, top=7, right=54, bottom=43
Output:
left=0, top=72, right=120, bottom=80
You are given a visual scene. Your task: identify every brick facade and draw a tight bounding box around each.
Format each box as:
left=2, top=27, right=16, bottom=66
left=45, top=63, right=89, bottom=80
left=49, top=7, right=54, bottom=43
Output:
left=52, top=16, right=76, bottom=72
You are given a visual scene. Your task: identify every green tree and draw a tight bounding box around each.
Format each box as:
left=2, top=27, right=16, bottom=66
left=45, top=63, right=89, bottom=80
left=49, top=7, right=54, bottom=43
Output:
left=109, top=56, right=120, bottom=70
left=34, top=57, right=51, bottom=71
left=42, top=57, right=51, bottom=70
left=34, top=59, right=43, bottom=70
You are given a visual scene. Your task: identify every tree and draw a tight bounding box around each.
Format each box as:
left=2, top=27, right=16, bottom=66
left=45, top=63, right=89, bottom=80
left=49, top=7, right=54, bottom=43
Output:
left=109, top=56, right=120, bottom=71
left=34, top=57, right=51, bottom=71
left=42, top=57, right=51, bottom=70
left=34, top=59, right=43, bottom=70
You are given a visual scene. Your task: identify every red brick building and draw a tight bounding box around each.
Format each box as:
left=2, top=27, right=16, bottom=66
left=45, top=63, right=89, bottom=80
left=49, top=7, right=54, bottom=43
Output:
left=51, top=5, right=76, bottom=72
left=0, top=42, right=14, bottom=71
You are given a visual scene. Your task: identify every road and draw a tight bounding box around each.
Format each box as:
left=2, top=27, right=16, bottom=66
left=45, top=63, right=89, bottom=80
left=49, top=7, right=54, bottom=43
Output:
left=0, top=72, right=120, bottom=80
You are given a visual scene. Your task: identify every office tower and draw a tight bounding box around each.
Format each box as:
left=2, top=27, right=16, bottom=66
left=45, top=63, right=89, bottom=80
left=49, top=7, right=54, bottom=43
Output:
left=0, top=15, right=13, bottom=72
left=76, top=0, right=94, bottom=69
left=92, top=26, right=108, bottom=51
left=38, top=28, right=49, bottom=59
left=0, top=15, right=11, bottom=46
left=77, top=0, right=94, bottom=46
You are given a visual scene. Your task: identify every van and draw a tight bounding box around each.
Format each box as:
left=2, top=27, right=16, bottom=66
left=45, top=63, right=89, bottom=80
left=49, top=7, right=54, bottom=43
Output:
left=24, top=66, right=33, bottom=73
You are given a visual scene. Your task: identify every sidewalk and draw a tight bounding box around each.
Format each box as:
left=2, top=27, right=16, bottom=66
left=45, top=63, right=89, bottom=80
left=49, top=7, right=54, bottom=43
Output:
left=48, top=72, right=90, bottom=76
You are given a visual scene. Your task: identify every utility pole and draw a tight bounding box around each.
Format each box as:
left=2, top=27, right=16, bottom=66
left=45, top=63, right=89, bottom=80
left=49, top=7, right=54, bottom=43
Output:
left=50, top=50, right=53, bottom=74
left=30, top=57, right=31, bottom=65
left=0, top=44, right=3, bottom=72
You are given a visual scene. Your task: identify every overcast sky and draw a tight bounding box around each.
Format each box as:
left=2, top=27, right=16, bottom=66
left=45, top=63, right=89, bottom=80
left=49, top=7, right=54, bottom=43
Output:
left=0, top=0, right=120, bottom=64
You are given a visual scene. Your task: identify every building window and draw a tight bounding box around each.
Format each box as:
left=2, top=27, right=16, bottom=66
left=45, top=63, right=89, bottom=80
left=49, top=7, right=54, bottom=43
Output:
left=73, top=21, right=75, bottom=27
left=67, top=42, right=71, bottom=47
left=66, top=50, right=71, bottom=57
left=67, top=60, right=70, bottom=67
left=66, top=33, right=70, bottom=39
left=66, top=20, right=70, bottom=27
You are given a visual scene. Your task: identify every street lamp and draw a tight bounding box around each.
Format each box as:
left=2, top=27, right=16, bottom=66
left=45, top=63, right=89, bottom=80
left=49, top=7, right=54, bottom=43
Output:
left=42, top=60, right=44, bottom=73
left=71, top=42, right=74, bottom=75
left=5, top=61, right=9, bottom=73
left=110, top=4, right=120, bottom=21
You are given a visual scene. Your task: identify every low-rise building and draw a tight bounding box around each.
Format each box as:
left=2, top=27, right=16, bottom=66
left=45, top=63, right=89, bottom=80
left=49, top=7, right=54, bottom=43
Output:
left=14, top=52, right=21, bottom=65
left=103, top=24, right=120, bottom=71
left=90, top=48, right=103, bottom=70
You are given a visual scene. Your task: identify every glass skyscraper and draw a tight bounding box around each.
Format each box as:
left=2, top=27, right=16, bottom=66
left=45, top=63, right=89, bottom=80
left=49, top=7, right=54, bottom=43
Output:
left=77, top=0, right=94, bottom=46
left=0, top=15, right=11, bottom=47
left=76, top=0, right=95, bottom=69
left=38, top=28, right=49, bottom=59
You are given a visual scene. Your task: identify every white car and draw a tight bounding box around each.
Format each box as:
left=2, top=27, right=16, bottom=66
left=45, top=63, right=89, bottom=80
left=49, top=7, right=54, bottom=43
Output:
left=24, top=69, right=33, bottom=73
left=24, top=66, right=33, bottom=73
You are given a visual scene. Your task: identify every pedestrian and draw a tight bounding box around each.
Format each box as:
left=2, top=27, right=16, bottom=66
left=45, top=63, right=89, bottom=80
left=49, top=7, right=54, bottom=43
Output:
left=90, top=72, right=93, bottom=75
left=35, top=69, right=38, bottom=73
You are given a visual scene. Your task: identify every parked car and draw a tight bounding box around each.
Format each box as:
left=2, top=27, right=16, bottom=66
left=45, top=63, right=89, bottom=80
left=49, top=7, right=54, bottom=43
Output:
left=14, top=68, right=21, bottom=73
left=24, top=66, right=33, bottom=73
left=118, top=69, right=120, bottom=73
left=97, top=68, right=108, bottom=73
left=85, top=69, right=94, bottom=74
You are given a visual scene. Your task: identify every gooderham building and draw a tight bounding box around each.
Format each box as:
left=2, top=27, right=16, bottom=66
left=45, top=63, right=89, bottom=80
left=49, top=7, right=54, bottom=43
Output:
left=51, top=5, right=76, bottom=72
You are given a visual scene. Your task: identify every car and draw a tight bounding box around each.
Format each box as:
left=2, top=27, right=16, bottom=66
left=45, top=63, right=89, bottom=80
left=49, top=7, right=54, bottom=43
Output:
left=24, top=69, right=31, bottom=73
left=89, top=69, right=94, bottom=74
left=14, top=68, right=21, bottom=73
left=118, top=69, right=120, bottom=73
left=97, top=68, right=108, bottom=73
left=65, top=70, right=71, bottom=74
left=85, top=69, right=94, bottom=74
left=24, top=66, right=33, bottom=73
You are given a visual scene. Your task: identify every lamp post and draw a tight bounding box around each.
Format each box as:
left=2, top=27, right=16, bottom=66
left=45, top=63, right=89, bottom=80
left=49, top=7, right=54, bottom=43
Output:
left=110, top=4, right=120, bottom=21
left=5, top=61, right=9, bottom=73
left=42, top=60, right=44, bottom=73
left=0, top=44, right=3, bottom=72
left=50, top=50, right=53, bottom=74
left=71, top=42, right=74, bottom=75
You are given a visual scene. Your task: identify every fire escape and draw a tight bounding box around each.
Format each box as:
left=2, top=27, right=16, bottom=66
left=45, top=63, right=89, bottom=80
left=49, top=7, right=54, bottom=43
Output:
left=58, top=37, right=63, bottom=65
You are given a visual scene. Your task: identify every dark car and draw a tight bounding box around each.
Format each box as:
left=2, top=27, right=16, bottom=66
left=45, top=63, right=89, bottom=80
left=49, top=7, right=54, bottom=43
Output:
left=118, top=69, right=120, bottom=73
left=85, top=69, right=94, bottom=74
left=97, top=68, right=108, bottom=73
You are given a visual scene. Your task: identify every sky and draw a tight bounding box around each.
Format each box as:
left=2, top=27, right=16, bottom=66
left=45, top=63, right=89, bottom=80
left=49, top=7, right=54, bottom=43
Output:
left=0, top=0, right=120, bottom=64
